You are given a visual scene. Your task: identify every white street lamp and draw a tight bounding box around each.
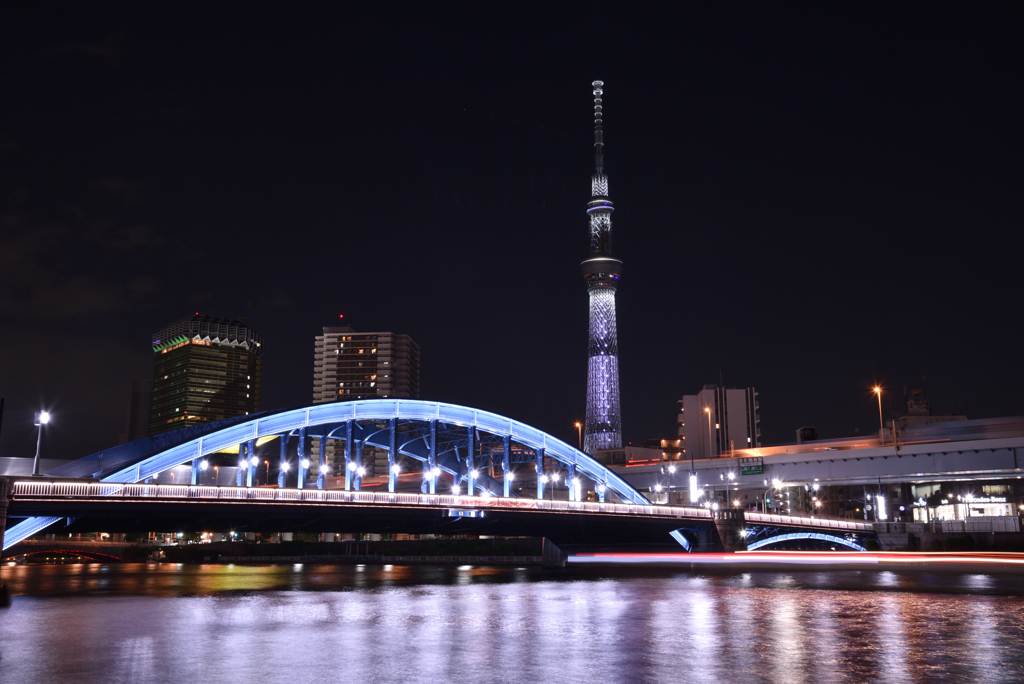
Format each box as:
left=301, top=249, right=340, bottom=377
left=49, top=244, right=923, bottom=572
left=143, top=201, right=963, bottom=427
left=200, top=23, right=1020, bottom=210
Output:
left=32, top=410, right=50, bottom=476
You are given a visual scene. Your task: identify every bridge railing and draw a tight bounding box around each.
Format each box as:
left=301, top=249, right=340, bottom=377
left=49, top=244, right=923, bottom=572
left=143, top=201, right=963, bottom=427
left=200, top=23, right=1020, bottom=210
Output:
left=10, top=481, right=713, bottom=520
left=744, top=511, right=872, bottom=532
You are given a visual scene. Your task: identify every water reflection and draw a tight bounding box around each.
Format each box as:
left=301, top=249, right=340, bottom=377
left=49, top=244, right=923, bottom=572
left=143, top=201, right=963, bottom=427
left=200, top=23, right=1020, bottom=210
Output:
left=2, top=564, right=1024, bottom=683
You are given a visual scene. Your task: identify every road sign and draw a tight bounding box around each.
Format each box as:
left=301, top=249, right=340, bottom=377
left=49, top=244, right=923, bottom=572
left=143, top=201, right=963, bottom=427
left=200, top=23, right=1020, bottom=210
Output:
left=740, top=465, right=763, bottom=476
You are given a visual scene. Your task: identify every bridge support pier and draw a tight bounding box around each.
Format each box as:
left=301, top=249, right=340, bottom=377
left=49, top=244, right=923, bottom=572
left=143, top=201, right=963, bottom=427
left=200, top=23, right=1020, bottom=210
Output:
left=237, top=444, right=245, bottom=487
left=191, top=458, right=200, bottom=486
left=712, top=510, right=748, bottom=552
left=567, top=463, right=577, bottom=501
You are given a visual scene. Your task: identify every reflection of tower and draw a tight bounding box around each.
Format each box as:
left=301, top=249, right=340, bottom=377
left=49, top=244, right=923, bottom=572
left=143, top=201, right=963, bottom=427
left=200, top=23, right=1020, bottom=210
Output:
left=582, top=80, right=623, bottom=455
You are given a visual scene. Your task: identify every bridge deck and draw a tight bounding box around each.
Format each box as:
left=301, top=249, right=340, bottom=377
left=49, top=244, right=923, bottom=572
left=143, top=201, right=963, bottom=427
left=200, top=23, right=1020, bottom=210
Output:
left=9, top=481, right=709, bottom=520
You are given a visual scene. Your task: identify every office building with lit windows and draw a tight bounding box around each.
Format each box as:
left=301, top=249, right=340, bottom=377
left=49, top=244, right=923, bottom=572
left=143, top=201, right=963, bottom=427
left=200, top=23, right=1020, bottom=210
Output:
left=312, top=326, right=420, bottom=476
left=149, top=314, right=264, bottom=435
left=678, top=385, right=760, bottom=458
left=313, top=326, right=420, bottom=402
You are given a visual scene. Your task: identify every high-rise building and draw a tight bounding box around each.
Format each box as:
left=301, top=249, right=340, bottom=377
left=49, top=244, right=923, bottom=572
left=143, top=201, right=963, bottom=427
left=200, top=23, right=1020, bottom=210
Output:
left=313, top=326, right=420, bottom=403
left=149, top=314, right=263, bottom=435
left=118, top=378, right=152, bottom=444
left=677, top=385, right=761, bottom=458
left=582, top=80, right=624, bottom=455
left=312, top=325, right=420, bottom=477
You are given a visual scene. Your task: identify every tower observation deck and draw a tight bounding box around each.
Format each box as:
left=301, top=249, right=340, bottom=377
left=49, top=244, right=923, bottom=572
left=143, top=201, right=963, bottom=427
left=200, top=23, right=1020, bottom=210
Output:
left=582, top=80, right=623, bottom=454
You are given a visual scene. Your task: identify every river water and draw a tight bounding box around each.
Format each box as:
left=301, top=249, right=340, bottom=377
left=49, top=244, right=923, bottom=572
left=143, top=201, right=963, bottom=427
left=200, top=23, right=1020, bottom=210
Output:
left=3, top=563, right=1024, bottom=683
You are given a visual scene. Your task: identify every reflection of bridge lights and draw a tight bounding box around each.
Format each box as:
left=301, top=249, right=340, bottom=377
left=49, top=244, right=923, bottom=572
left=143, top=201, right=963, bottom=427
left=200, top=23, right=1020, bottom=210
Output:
left=200, top=460, right=209, bottom=471
left=469, top=469, right=479, bottom=479
left=301, top=459, right=310, bottom=469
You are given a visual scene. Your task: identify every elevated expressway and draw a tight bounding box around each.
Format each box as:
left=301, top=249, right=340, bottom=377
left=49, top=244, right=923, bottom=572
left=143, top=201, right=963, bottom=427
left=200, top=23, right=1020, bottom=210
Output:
left=616, top=434, right=1024, bottom=498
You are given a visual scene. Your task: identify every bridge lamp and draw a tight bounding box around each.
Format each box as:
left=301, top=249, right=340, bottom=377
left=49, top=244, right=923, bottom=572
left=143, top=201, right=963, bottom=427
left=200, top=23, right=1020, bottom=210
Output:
left=452, top=485, right=461, bottom=495
left=301, top=458, right=310, bottom=469
left=597, top=484, right=606, bottom=494
left=772, top=478, right=781, bottom=489
left=727, top=472, right=734, bottom=481
left=356, top=467, right=366, bottom=477
left=392, top=464, right=401, bottom=474
left=668, top=465, right=676, bottom=474
left=347, top=461, right=356, bottom=470
left=812, top=483, right=819, bottom=492
left=654, top=484, right=663, bottom=493
left=712, top=502, right=719, bottom=511
left=469, top=469, right=479, bottom=479
left=733, top=499, right=740, bottom=508
left=200, top=460, right=209, bottom=471
left=507, top=473, right=514, bottom=482
left=539, top=474, right=548, bottom=484
left=281, top=462, right=290, bottom=472
left=31, top=410, right=50, bottom=476
left=689, top=473, right=699, bottom=503
left=432, top=466, right=441, bottom=478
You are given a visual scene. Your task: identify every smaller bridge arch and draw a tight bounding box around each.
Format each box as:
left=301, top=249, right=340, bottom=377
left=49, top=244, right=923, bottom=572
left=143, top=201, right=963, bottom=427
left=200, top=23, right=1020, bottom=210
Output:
left=747, top=532, right=868, bottom=552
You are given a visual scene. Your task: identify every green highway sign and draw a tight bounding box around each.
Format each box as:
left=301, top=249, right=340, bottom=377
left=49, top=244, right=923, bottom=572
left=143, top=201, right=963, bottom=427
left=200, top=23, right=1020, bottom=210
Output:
left=740, top=465, right=763, bottom=476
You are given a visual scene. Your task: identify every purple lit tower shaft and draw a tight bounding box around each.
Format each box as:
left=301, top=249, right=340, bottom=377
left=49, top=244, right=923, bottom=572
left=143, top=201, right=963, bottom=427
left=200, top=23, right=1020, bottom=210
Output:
left=581, top=81, right=623, bottom=454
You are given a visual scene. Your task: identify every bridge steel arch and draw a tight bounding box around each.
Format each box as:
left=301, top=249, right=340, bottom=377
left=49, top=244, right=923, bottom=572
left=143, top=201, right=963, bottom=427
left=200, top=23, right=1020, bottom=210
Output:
left=4, top=400, right=650, bottom=550
left=747, top=532, right=868, bottom=552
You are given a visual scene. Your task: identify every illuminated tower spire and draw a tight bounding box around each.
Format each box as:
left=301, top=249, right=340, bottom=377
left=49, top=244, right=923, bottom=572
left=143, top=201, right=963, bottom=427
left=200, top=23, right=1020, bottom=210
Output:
left=581, top=80, right=623, bottom=455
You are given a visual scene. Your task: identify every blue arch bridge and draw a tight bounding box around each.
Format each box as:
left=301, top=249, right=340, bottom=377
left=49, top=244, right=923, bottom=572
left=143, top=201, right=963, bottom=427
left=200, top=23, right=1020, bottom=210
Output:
left=1, top=400, right=877, bottom=555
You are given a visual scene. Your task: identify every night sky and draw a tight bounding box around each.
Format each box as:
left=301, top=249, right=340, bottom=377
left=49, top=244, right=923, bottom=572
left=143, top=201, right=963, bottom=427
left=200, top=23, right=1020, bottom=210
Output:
left=2, top=6, right=1021, bottom=463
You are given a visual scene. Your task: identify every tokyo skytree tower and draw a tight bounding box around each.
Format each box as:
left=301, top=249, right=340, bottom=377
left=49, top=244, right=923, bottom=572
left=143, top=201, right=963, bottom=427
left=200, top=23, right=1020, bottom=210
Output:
left=581, top=80, right=623, bottom=455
